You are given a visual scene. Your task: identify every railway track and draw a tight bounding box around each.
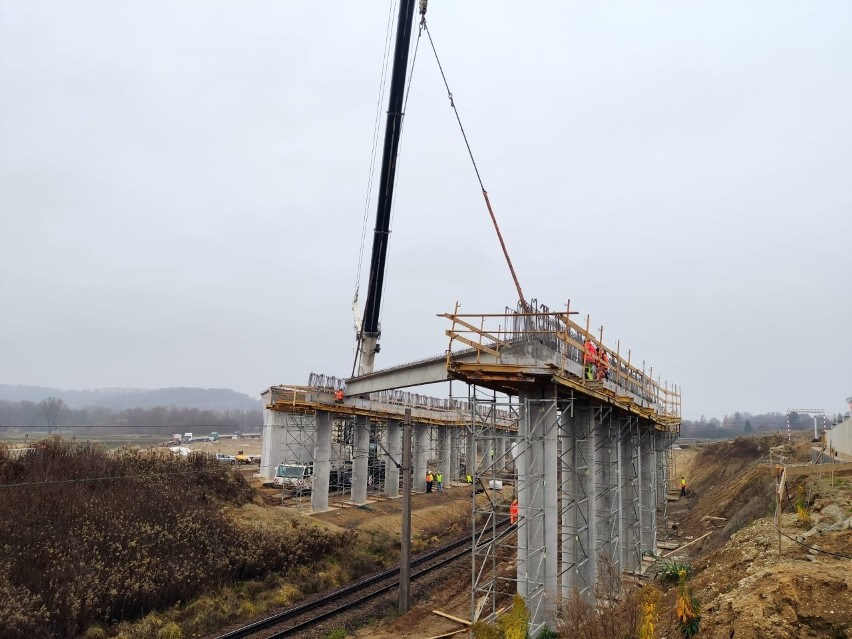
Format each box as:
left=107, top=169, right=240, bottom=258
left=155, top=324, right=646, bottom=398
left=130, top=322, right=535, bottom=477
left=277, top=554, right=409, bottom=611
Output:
left=213, top=520, right=512, bottom=639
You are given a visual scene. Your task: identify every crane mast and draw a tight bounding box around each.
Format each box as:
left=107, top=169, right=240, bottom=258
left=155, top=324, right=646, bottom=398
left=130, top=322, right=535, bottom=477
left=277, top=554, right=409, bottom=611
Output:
left=356, top=0, right=420, bottom=377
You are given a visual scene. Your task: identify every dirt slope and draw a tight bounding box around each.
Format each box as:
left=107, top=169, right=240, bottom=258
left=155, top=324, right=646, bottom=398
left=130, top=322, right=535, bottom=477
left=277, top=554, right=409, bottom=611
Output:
left=671, top=436, right=852, bottom=639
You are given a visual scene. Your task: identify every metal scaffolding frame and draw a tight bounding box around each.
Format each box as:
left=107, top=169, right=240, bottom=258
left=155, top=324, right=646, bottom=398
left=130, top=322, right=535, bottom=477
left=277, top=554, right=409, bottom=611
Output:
left=466, top=388, right=677, bottom=633
left=467, top=390, right=527, bottom=632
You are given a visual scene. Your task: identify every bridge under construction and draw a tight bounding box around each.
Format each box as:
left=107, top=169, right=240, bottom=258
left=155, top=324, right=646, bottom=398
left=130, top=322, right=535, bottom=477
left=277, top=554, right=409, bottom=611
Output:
left=261, top=300, right=680, bottom=633
left=262, top=1, right=681, bottom=632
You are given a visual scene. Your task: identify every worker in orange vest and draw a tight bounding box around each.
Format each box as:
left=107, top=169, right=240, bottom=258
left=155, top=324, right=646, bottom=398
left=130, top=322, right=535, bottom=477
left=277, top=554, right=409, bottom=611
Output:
left=510, top=498, right=519, bottom=525
left=583, top=340, right=598, bottom=380
left=426, top=471, right=434, bottom=493
left=597, top=349, right=609, bottom=381
left=334, top=390, right=344, bottom=402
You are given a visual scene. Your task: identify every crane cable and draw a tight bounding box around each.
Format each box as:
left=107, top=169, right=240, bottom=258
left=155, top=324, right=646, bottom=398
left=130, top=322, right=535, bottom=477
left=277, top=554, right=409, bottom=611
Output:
left=422, top=20, right=530, bottom=313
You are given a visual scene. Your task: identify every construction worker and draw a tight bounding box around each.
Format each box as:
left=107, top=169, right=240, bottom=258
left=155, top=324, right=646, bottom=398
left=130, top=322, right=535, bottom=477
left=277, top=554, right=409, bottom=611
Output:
left=510, top=498, right=519, bottom=525
left=426, top=471, right=433, bottom=493
left=334, top=390, right=344, bottom=402
left=436, top=471, right=443, bottom=492
left=680, top=476, right=686, bottom=497
left=583, top=339, right=598, bottom=381
left=597, top=348, right=610, bottom=381
left=466, top=474, right=473, bottom=484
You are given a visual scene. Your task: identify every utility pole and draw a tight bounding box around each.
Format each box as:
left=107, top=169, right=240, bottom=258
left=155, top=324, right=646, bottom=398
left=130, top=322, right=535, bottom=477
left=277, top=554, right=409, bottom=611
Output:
left=400, top=408, right=412, bottom=613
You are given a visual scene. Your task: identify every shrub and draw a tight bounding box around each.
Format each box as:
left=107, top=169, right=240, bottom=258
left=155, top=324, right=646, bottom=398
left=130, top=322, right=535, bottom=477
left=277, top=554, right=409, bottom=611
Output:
left=650, top=555, right=693, bottom=584
left=0, top=439, right=354, bottom=639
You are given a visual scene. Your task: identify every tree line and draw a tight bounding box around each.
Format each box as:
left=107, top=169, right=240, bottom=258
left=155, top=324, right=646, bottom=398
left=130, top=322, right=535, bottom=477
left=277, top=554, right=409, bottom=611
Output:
left=0, top=397, right=263, bottom=432
left=681, top=410, right=846, bottom=439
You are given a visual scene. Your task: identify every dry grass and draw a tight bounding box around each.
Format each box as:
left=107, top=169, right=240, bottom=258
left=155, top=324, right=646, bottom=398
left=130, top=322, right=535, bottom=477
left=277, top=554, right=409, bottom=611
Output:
left=0, top=439, right=356, bottom=639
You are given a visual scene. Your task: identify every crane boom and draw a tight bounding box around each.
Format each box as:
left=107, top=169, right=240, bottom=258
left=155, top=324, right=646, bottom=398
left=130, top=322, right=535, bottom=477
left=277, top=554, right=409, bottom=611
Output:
left=356, top=0, right=419, bottom=377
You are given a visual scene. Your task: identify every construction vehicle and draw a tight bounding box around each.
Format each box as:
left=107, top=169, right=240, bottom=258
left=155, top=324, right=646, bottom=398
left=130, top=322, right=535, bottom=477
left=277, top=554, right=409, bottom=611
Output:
left=235, top=450, right=258, bottom=464
left=273, top=463, right=314, bottom=494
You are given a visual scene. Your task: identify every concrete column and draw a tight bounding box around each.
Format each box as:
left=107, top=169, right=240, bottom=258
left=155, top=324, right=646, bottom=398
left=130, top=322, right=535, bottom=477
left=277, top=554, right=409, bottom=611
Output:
left=351, top=416, right=370, bottom=504
left=559, top=407, right=574, bottom=598
left=517, top=402, right=530, bottom=599
left=312, top=411, right=332, bottom=513
left=585, top=409, right=597, bottom=592
left=438, top=427, right=451, bottom=491
left=595, top=416, right=618, bottom=575
left=517, top=392, right=558, bottom=632
left=496, top=431, right=507, bottom=470
left=561, top=404, right=595, bottom=597
left=655, top=432, right=669, bottom=506
left=385, top=420, right=401, bottom=498
left=450, top=428, right=461, bottom=483
left=639, top=428, right=657, bottom=553
left=542, top=399, right=559, bottom=624
left=260, top=409, right=285, bottom=480
left=414, top=424, right=428, bottom=492
left=466, top=426, right=477, bottom=480
left=619, top=422, right=640, bottom=572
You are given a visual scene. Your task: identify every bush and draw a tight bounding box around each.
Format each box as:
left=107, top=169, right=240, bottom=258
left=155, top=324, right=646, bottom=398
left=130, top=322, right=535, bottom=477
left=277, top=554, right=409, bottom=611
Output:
left=650, top=555, right=693, bottom=584
left=0, top=440, right=354, bottom=639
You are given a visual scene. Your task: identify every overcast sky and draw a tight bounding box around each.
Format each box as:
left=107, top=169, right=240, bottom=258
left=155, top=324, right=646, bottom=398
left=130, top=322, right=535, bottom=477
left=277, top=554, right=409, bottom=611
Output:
left=1, top=1, right=850, bottom=419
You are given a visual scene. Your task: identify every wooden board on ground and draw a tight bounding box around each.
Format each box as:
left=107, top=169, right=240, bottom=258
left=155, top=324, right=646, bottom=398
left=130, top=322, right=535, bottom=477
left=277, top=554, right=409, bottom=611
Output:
left=431, top=610, right=471, bottom=626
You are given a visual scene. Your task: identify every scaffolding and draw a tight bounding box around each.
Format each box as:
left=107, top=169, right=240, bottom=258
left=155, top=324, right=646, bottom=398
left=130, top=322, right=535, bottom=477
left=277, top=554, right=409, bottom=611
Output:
left=464, top=376, right=679, bottom=631
left=467, top=389, right=525, bottom=631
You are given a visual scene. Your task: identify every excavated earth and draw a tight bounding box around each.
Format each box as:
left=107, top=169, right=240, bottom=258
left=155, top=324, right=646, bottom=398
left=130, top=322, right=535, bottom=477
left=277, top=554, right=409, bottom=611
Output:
left=670, top=436, right=852, bottom=639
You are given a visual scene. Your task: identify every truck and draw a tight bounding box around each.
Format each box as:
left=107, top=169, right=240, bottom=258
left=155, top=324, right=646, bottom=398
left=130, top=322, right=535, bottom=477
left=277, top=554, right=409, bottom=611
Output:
left=273, top=463, right=314, bottom=494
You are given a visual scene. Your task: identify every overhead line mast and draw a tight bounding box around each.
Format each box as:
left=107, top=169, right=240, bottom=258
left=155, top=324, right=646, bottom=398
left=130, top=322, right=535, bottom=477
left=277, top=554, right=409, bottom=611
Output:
left=355, top=0, right=421, bottom=378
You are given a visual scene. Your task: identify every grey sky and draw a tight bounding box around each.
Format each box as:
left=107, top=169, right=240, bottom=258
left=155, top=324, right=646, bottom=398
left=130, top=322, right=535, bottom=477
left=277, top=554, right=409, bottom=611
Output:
left=1, top=1, right=850, bottom=420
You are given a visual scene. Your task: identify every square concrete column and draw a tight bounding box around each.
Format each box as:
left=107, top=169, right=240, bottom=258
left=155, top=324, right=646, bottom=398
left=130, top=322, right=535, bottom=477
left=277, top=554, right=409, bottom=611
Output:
left=260, top=409, right=285, bottom=480
left=639, top=428, right=657, bottom=553
left=496, top=432, right=507, bottom=470
left=594, top=416, right=619, bottom=576
left=559, top=408, right=576, bottom=597
left=517, top=392, right=558, bottom=633
left=619, top=421, right=641, bottom=572
left=438, top=427, right=451, bottom=491
left=561, top=404, right=594, bottom=597
left=351, top=416, right=370, bottom=504
left=385, top=420, right=401, bottom=498
left=654, top=432, right=670, bottom=506
left=312, top=411, right=332, bottom=513
left=450, top=428, right=461, bottom=482
left=466, top=426, right=477, bottom=480
left=585, top=408, right=598, bottom=592
left=414, top=424, right=428, bottom=492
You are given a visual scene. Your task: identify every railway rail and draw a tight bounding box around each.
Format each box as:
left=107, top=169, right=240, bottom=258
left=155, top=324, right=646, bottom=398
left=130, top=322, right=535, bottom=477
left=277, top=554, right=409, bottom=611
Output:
left=213, top=519, right=512, bottom=639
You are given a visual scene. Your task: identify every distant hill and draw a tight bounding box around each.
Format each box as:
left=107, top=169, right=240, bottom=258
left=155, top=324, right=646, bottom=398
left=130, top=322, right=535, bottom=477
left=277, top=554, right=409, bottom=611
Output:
left=0, top=385, right=261, bottom=412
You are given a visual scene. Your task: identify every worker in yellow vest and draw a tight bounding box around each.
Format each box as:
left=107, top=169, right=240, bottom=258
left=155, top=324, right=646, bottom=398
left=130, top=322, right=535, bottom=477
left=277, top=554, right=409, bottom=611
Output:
left=436, top=472, right=443, bottom=492
left=680, top=476, right=686, bottom=497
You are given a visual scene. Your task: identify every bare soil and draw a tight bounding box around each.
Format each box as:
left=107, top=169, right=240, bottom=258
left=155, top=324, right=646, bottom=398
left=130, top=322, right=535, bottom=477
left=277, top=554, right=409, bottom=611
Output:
left=668, top=436, right=852, bottom=639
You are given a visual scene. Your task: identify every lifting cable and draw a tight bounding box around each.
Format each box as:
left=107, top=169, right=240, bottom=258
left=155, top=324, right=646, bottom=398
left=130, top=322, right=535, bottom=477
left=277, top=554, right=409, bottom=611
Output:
left=422, top=20, right=530, bottom=312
